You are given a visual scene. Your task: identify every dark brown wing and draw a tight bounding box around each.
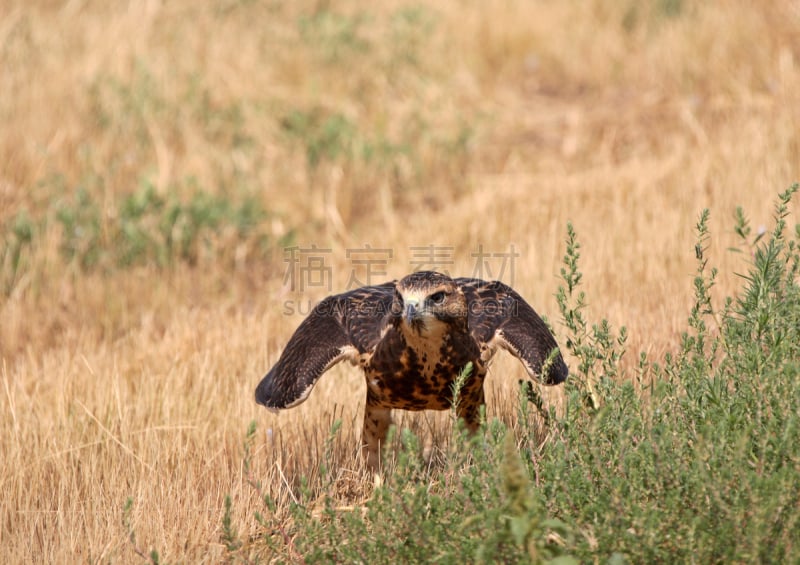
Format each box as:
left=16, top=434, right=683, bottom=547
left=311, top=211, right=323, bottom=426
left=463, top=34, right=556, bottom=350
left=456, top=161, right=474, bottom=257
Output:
left=255, top=283, right=395, bottom=410
left=457, top=278, right=568, bottom=385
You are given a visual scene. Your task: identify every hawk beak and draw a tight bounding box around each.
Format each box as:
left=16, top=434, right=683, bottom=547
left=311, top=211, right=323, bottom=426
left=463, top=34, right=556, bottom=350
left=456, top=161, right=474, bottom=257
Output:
left=403, top=297, right=421, bottom=325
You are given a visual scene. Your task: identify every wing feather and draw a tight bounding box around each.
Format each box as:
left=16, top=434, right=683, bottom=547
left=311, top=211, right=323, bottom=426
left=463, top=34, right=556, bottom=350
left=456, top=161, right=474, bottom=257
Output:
left=458, top=278, right=568, bottom=385
left=255, top=285, right=393, bottom=410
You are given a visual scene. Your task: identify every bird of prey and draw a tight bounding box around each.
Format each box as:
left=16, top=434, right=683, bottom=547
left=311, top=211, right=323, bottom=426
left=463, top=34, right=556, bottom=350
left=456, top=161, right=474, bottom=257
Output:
left=255, top=271, right=568, bottom=469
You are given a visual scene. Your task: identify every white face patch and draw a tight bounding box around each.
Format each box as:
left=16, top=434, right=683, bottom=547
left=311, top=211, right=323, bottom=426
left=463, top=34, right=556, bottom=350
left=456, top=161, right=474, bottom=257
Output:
left=400, top=289, right=433, bottom=330
left=400, top=290, right=427, bottom=308
left=398, top=285, right=454, bottom=339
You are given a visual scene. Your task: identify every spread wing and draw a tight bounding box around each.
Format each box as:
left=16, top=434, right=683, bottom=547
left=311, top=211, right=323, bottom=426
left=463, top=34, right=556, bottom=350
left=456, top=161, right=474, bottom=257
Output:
left=255, top=283, right=394, bottom=410
left=458, top=278, right=568, bottom=385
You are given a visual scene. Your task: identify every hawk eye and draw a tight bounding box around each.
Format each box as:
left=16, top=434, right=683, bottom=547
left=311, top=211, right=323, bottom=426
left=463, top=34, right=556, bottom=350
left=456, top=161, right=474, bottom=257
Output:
left=429, top=291, right=446, bottom=305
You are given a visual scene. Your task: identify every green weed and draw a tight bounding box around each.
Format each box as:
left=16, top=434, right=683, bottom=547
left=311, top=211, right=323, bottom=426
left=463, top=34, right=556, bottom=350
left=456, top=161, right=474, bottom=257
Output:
left=122, top=497, right=161, bottom=565
left=298, top=9, right=370, bottom=64
left=540, top=185, right=800, bottom=562
left=59, top=182, right=268, bottom=270
left=556, top=222, right=627, bottom=413
left=280, top=108, right=357, bottom=172
left=273, top=421, right=577, bottom=564
left=0, top=209, right=35, bottom=295
left=623, top=0, right=686, bottom=33
left=0, top=180, right=274, bottom=297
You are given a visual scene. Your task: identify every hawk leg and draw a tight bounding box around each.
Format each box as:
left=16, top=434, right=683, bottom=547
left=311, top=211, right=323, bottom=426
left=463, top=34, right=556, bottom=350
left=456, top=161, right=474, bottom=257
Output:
left=456, top=386, right=485, bottom=434
left=362, top=403, right=392, bottom=471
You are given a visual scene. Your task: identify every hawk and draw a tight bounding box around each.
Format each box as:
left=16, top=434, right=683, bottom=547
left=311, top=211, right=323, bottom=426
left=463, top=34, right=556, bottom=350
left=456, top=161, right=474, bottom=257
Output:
left=255, top=271, right=568, bottom=469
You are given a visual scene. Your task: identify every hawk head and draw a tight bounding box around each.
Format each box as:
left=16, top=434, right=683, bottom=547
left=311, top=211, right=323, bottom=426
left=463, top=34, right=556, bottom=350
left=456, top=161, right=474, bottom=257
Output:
left=392, top=271, right=468, bottom=336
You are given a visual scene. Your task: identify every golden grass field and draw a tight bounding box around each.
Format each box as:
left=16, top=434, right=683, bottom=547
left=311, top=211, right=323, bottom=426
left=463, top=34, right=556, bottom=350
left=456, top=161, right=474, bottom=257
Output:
left=1, top=0, right=799, bottom=561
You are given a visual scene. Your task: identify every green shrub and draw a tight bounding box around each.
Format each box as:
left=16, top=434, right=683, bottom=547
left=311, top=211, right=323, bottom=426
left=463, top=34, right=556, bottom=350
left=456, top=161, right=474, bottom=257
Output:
left=540, top=185, right=800, bottom=562
left=0, top=180, right=274, bottom=297
left=0, top=209, right=36, bottom=295
left=54, top=181, right=270, bottom=270
left=258, top=417, right=577, bottom=564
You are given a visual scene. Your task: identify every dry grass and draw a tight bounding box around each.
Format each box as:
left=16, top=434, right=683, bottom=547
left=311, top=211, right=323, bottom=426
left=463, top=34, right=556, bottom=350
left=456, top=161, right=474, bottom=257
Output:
left=1, top=0, right=798, bottom=561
